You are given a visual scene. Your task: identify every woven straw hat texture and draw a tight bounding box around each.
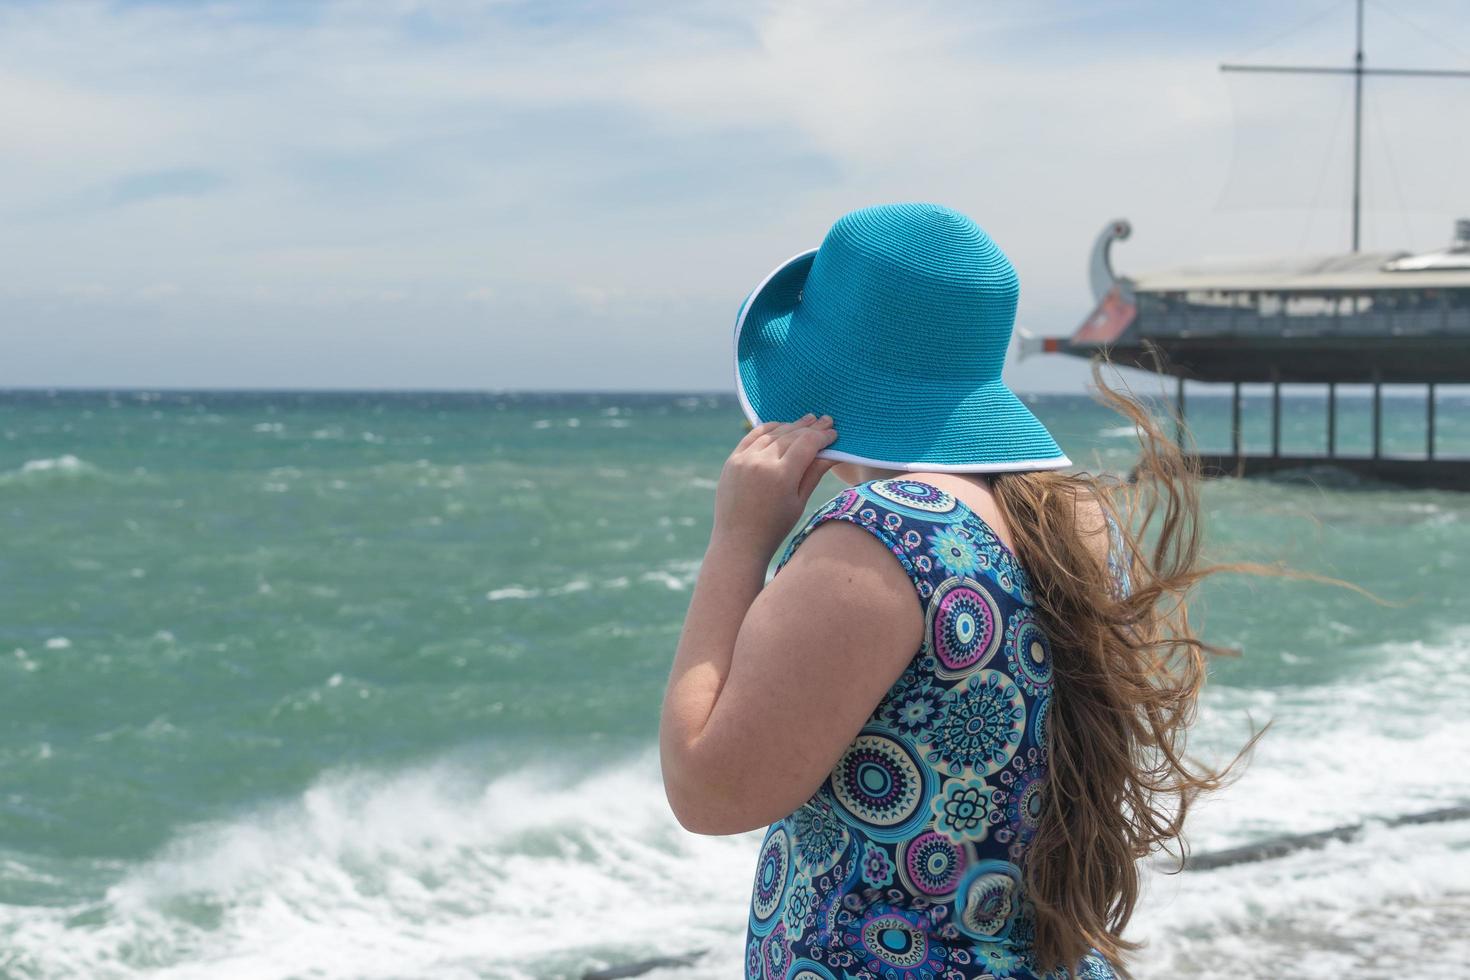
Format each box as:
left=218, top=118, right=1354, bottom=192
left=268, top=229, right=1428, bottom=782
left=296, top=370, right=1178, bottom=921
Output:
left=733, top=202, right=1069, bottom=473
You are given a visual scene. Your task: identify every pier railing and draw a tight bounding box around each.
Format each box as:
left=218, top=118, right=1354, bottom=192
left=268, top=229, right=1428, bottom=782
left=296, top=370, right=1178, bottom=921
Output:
left=1140, top=291, right=1470, bottom=339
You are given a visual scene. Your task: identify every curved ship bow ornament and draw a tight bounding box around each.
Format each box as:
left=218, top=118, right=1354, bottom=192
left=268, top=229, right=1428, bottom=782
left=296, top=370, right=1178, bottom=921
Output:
left=1089, top=218, right=1133, bottom=303
left=1072, top=219, right=1139, bottom=348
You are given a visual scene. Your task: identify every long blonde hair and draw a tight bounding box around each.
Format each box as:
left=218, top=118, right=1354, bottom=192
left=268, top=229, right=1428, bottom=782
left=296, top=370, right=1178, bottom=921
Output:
left=988, top=361, right=1268, bottom=976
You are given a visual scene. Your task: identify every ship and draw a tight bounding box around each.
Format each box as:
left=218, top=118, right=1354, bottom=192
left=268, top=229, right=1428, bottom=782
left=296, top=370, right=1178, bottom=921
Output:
left=1035, top=0, right=1470, bottom=490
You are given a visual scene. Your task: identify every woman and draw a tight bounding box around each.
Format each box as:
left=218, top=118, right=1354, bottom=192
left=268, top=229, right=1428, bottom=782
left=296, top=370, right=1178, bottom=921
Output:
left=659, top=203, right=1234, bottom=979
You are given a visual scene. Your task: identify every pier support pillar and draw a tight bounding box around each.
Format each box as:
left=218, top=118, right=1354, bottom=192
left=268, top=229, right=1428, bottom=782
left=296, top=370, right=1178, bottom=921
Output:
left=1327, top=382, right=1337, bottom=458
left=1231, top=381, right=1242, bottom=459
left=1271, top=372, right=1282, bottom=458
left=1175, top=375, right=1186, bottom=448
left=1372, top=371, right=1383, bottom=460
left=1428, top=382, right=1437, bottom=460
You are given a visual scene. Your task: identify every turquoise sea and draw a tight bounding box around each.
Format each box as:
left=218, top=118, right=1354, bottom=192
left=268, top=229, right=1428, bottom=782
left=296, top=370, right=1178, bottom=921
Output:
left=2, top=390, right=1468, bottom=979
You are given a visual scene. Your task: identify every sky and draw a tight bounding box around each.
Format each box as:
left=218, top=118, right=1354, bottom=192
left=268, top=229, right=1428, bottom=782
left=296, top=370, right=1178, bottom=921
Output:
left=2, top=0, right=1469, bottom=392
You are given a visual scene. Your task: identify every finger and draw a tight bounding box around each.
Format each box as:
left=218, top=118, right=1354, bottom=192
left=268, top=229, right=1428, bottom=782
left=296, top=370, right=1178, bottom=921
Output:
left=736, top=419, right=782, bottom=451
left=798, top=457, right=841, bottom=501
left=753, top=414, right=817, bottom=453
left=747, top=418, right=804, bottom=453
left=773, top=417, right=833, bottom=458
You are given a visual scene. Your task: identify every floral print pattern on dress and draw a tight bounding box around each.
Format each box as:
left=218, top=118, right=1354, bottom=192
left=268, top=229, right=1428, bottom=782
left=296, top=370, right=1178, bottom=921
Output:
left=744, top=479, right=1120, bottom=980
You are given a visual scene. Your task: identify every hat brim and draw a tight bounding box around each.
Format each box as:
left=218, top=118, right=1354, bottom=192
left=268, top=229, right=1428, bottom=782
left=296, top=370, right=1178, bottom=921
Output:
left=733, top=249, right=1072, bottom=474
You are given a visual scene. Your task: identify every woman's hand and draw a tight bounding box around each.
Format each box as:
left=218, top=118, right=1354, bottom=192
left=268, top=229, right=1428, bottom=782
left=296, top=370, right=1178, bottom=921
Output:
left=711, top=413, right=839, bottom=560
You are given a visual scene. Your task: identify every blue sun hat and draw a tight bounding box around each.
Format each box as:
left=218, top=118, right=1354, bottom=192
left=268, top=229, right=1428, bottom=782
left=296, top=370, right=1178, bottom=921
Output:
left=733, top=202, right=1070, bottom=472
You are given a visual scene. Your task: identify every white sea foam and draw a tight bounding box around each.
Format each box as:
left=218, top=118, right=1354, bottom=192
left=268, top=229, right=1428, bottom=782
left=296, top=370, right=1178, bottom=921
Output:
left=486, top=586, right=540, bottom=601
left=1180, top=625, right=1470, bottom=851
left=639, top=570, right=690, bottom=591
left=637, top=559, right=702, bottom=592
left=0, top=722, right=1465, bottom=980
left=0, top=749, right=757, bottom=980
left=20, top=455, right=87, bottom=473
left=487, top=562, right=699, bottom=602
left=486, top=577, right=625, bottom=602
left=0, top=455, right=159, bottom=488
left=2, top=633, right=1464, bottom=979
left=0, top=455, right=98, bottom=484
left=1131, top=820, right=1470, bottom=978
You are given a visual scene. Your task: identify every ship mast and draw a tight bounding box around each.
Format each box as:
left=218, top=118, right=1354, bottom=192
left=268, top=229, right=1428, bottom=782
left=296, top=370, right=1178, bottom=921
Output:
left=1220, top=0, right=1470, bottom=251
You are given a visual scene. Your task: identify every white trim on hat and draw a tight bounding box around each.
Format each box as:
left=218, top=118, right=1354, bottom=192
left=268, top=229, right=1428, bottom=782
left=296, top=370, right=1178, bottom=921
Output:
left=811, top=446, right=1073, bottom=473
left=732, top=246, right=819, bottom=429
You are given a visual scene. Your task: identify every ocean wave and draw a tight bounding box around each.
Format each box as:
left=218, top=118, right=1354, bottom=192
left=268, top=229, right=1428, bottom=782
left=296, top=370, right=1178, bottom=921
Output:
left=485, top=565, right=691, bottom=602
left=0, top=455, right=99, bottom=484
left=485, top=577, right=629, bottom=602
left=0, top=749, right=756, bottom=980
left=486, top=585, right=541, bottom=602
left=1131, top=819, right=1470, bottom=978
left=1, top=732, right=1467, bottom=979
left=0, top=455, right=158, bottom=488
left=1184, top=625, right=1470, bottom=851
left=637, top=564, right=701, bottom=591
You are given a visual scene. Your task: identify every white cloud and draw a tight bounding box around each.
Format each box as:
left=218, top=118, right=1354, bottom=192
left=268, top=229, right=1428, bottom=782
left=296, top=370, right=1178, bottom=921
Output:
left=0, top=0, right=1467, bottom=389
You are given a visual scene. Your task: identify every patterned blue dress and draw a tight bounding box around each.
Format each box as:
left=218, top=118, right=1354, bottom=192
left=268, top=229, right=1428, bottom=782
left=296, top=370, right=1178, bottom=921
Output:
left=743, top=478, right=1119, bottom=980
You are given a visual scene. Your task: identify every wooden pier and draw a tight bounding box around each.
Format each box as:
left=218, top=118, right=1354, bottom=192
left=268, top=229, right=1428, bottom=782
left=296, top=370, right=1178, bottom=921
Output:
left=1045, top=3, right=1470, bottom=490
left=1162, top=366, right=1470, bottom=492
left=1047, top=219, right=1470, bottom=491
left=1189, top=454, right=1470, bottom=491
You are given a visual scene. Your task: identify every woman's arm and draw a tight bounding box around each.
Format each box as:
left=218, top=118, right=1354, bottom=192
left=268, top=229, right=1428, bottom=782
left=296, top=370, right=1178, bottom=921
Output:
left=658, top=415, right=834, bottom=831
left=658, top=415, right=923, bottom=835
left=660, top=519, right=923, bottom=835
left=657, top=528, right=770, bottom=821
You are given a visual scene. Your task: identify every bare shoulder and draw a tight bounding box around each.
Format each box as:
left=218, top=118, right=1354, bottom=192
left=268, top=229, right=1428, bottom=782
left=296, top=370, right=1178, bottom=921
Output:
left=752, top=512, right=926, bottom=715
left=774, top=514, right=923, bottom=632
left=906, top=471, right=1110, bottom=567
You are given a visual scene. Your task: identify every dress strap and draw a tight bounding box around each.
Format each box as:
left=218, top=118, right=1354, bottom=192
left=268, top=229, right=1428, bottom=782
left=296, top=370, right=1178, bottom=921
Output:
left=773, top=483, right=932, bottom=611
left=1102, top=511, right=1134, bottom=600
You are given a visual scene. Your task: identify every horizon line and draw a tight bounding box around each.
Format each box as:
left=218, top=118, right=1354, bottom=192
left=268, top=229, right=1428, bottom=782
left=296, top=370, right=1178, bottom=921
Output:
left=0, top=384, right=1464, bottom=398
